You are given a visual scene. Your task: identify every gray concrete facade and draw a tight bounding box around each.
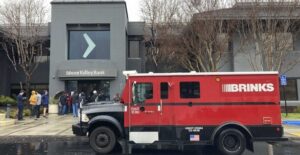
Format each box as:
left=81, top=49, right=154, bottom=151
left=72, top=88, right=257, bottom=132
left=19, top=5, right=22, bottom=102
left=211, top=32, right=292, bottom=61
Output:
left=50, top=0, right=144, bottom=99
left=0, top=52, right=11, bottom=96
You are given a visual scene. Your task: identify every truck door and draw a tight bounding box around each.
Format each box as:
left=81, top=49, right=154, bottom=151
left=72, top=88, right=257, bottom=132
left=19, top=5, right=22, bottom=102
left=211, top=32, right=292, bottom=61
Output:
left=128, top=81, right=161, bottom=144
left=158, top=82, right=176, bottom=141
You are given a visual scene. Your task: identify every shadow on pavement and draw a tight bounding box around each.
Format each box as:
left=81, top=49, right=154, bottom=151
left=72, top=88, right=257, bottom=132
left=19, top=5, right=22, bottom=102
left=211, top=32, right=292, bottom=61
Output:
left=0, top=141, right=219, bottom=155
left=0, top=140, right=299, bottom=155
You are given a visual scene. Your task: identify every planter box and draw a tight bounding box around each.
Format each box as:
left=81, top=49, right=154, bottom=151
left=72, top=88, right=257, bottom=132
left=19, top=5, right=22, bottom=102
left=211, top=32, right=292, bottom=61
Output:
left=48, top=104, right=58, bottom=114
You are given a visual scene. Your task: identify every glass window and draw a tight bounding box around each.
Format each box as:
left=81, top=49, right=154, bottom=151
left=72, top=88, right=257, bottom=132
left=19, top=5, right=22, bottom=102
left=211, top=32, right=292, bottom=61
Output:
left=180, top=82, right=200, bottom=98
left=133, top=83, right=153, bottom=104
left=280, top=79, right=298, bottom=100
left=160, top=82, right=168, bottom=99
left=68, top=30, right=110, bottom=59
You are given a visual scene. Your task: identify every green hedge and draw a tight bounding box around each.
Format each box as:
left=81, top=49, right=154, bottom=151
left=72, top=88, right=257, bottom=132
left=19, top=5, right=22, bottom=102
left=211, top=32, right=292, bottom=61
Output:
left=6, top=108, right=32, bottom=119
left=50, top=97, right=58, bottom=105
left=0, top=96, right=17, bottom=106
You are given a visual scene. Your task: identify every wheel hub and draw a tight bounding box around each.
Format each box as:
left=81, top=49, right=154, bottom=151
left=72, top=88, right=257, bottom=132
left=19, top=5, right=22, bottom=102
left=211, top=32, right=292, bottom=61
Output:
left=223, top=135, right=240, bottom=151
left=96, top=133, right=110, bottom=147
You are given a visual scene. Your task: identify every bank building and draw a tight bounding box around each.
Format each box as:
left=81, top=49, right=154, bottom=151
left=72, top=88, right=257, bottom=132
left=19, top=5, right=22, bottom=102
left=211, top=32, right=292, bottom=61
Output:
left=49, top=0, right=145, bottom=99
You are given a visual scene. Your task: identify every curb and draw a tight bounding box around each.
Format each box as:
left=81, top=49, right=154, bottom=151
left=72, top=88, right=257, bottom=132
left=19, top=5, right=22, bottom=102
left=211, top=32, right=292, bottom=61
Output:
left=0, top=135, right=88, bottom=144
left=288, top=137, right=300, bottom=141
left=283, top=120, right=300, bottom=126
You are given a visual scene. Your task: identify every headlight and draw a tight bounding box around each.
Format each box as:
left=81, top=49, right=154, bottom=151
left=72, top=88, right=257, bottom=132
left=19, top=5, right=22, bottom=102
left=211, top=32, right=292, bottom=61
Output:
left=81, top=113, right=89, bottom=123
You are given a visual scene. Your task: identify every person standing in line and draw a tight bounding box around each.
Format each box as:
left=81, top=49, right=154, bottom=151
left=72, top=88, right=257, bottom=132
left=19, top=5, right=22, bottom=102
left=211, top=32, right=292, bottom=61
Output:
left=113, top=93, right=121, bottom=102
left=36, top=92, right=42, bottom=119
left=78, top=92, right=86, bottom=116
left=71, top=91, right=79, bottom=117
left=59, top=92, right=67, bottom=115
left=91, top=90, right=98, bottom=102
left=98, top=90, right=105, bottom=101
left=29, top=90, right=37, bottom=118
left=17, top=90, right=25, bottom=121
left=66, top=92, right=72, bottom=114
left=79, top=92, right=86, bottom=105
left=42, top=90, right=49, bottom=118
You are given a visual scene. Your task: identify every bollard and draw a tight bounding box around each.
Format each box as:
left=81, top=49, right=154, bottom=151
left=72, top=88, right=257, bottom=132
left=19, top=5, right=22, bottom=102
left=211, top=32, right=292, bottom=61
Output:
left=6, top=104, right=11, bottom=119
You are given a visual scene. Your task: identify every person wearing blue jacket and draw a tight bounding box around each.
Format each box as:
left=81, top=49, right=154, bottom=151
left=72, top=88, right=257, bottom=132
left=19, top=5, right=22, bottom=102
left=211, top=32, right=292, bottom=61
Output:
left=17, top=90, right=25, bottom=120
left=42, top=90, right=49, bottom=118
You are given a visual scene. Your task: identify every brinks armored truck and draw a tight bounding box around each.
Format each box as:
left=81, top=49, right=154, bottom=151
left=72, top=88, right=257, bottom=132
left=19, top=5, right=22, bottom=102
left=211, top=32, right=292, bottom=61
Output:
left=73, top=71, right=285, bottom=155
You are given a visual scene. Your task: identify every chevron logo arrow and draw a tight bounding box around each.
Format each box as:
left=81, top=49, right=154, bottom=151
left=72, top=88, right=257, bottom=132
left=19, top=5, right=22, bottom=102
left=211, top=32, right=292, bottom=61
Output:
left=82, top=33, right=96, bottom=58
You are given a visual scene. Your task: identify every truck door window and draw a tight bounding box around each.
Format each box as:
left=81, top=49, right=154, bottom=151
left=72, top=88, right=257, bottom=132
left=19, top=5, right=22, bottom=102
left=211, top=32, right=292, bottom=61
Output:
left=160, top=82, right=168, bottom=99
left=133, top=83, right=153, bottom=104
left=180, top=82, right=200, bottom=98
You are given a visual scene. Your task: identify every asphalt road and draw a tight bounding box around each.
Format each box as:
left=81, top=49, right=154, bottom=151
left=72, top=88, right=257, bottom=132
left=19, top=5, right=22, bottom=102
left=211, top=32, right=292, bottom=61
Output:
left=0, top=137, right=299, bottom=155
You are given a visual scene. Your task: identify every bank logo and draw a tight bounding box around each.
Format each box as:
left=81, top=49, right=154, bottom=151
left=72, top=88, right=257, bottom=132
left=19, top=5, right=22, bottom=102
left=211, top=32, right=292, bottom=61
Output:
left=222, top=83, right=274, bottom=92
left=82, top=33, right=96, bottom=58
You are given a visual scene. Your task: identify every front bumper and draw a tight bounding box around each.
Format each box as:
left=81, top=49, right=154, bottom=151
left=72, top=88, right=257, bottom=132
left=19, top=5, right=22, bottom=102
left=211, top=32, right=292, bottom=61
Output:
left=72, top=123, right=88, bottom=136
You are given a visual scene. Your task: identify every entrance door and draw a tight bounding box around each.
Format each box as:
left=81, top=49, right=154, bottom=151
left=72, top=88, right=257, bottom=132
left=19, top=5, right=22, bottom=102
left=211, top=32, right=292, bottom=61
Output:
left=65, top=80, right=110, bottom=101
left=128, top=81, right=161, bottom=144
left=78, top=80, right=110, bottom=100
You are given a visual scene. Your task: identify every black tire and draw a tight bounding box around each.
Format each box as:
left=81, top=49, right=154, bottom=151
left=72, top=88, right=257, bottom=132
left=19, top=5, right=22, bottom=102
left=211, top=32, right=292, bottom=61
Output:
left=89, top=126, right=116, bottom=154
left=216, top=128, right=246, bottom=155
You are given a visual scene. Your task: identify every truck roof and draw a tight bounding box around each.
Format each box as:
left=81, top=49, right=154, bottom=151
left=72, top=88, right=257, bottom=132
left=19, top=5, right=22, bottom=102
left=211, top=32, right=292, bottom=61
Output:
left=123, top=71, right=279, bottom=77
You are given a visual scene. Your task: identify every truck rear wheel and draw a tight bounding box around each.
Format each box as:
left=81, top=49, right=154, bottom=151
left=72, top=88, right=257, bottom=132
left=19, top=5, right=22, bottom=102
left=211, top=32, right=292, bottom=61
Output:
left=216, top=128, right=246, bottom=155
left=89, top=126, right=116, bottom=154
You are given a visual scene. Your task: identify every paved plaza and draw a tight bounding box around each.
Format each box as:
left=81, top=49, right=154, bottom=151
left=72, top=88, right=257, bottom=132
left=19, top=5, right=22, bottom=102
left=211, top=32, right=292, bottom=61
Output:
left=0, top=115, right=75, bottom=136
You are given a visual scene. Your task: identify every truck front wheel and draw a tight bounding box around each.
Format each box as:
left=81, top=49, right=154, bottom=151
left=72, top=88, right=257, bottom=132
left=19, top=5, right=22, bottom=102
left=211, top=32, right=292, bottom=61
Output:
left=89, top=126, right=116, bottom=154
left=216, top=128, right=246, bottom=155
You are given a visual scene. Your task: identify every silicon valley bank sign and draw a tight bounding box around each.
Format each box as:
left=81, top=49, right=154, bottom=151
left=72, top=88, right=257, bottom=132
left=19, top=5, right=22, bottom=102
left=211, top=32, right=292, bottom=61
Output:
left=66, top=70, right=105, bottom=76
left=57, top=69, right=117, bottom=79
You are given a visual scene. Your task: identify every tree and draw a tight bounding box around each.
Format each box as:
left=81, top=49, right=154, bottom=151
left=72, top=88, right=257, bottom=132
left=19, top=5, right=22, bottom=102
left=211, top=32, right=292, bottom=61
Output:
left=179, top=0, right=235, bottom=72
left=235, top=0, right=300, bottom=72
left=0, top=0, right=48, bottom=100
left=140, top=0, right=182, bottom=72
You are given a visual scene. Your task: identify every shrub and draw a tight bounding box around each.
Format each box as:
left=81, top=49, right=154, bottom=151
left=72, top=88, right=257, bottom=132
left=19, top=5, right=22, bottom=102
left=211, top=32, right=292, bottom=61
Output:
left=50, top=97, right=58, bottom=105
left=24, top=108, right=31, bottom=117
left=0, top=109, right=5, bottom=113
left=9, top=108, right=17, bottom=119
left=7, top=108, right=32, bottom=118
left=0, top=96, right=17, bottom=106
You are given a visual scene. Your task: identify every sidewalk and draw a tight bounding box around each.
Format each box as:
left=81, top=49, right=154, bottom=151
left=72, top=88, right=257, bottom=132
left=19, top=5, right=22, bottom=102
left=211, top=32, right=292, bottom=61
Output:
left=283, top=121, right=300, bottom=139
left=0, top=114, right=76, bottom=136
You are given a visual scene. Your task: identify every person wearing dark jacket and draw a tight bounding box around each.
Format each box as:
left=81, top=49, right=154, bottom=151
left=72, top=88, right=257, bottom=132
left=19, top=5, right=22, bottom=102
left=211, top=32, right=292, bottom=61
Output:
left=79, top=92, right=86, bottom=105
left=42, top=90, right=49, bottom=118
left=71, top=91, right=79, bottom=117
left=59, top=92, right=67, bottom=115
left=17, top=90, right=25, bottom=120
left=90, top=90, right=98, bottom=103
